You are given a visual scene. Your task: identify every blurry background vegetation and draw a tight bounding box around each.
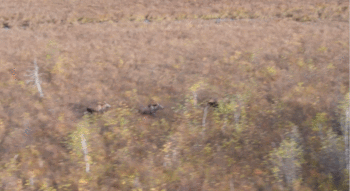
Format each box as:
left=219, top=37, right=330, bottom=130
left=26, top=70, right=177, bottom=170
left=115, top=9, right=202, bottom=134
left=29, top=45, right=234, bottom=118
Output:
left=0, top=0, right=349, bottom=190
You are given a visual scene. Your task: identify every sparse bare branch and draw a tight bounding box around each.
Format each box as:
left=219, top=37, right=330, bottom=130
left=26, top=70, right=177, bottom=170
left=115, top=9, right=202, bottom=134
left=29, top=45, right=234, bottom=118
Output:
left=230, top=178, right=234, bottom=191
left=192, top=91, right=197, bottom=106
left=26, top=59, right=44, bottom=97
left=202, top=105, right=209, bottom=127
left=80, top=133, right=90, bottom=173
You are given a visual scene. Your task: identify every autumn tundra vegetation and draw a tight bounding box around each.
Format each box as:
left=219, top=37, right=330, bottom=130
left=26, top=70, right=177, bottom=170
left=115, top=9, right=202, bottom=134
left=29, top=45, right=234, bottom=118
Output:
left=0, top=0, right=349, bottom=190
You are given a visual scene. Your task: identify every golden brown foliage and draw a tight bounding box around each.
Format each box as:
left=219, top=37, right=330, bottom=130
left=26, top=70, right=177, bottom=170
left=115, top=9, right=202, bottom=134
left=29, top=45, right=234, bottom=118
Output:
left=0, top=0, right=348, bottom=190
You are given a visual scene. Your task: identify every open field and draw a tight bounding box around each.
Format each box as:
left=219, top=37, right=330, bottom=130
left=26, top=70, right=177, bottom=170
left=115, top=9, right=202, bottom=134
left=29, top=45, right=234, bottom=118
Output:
left=0, top=0, right=349, bottom=190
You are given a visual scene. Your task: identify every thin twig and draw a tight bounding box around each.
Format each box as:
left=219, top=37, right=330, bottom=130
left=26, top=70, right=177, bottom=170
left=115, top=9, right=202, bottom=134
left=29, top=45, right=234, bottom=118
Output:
left=27, top=59, right=44, bottom=97
left=230, top=178, right=234, bottom=191
left=80, top=134, right=90, bottom=173
left=193, top=91, right=197, bottom=106
left=202, top=105, right=209, bottom=127
left=30, top=171, right=34, bottom=186
left=344, top=108, right=350, bottom=181
left=33, top=59, right=44, bottom=97
left=221, top=117, right=227, bottom=134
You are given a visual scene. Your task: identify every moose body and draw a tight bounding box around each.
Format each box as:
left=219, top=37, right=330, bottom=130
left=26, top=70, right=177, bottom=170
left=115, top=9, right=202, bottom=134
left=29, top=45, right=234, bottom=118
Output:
left=85, top=102, right=111, bottom=115
left=139, top=104, right=164, bottom=116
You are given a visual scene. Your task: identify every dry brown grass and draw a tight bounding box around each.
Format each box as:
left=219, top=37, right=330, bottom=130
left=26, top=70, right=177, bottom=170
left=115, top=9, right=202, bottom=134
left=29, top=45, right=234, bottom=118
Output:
left=0, top=0, right=349, bottom=190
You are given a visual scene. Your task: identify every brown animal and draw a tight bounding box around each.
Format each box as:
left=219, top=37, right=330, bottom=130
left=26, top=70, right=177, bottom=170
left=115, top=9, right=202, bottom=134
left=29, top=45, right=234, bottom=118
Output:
left=139, top=103, right=164, bottom=116
left=85, top=102, right=111, bottom=115
left=207, top=98, right=219, bottom=108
